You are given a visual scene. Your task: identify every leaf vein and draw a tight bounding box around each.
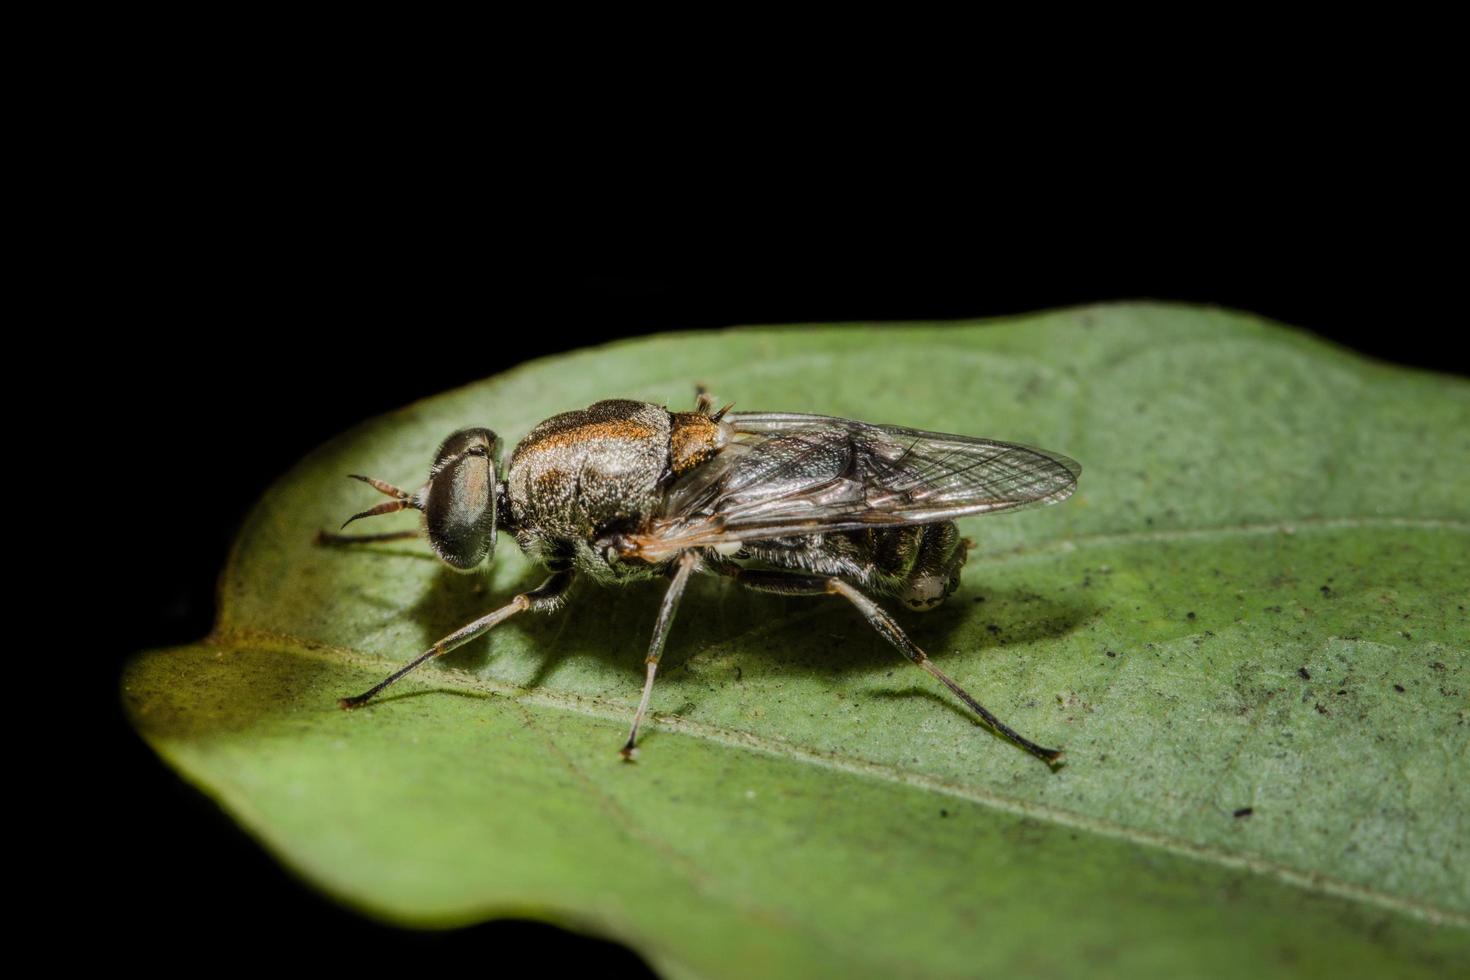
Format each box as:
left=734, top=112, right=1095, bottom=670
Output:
left=214, top=626, right=1470, bottom=930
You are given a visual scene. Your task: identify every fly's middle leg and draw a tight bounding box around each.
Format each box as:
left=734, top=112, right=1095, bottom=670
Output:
left=725, top=565, right=1061, bottom=766
left=621, top=551, right=699, bottom=760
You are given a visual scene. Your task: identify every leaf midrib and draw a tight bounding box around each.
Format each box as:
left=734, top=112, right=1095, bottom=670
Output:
left=207, top=606, right=1470, bottom=931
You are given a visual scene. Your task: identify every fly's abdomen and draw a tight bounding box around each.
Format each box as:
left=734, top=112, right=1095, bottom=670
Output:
left=847, top=520, right=965, bottom=610
left=888, top=521, right=965, bottom=610
left=741, top=520, right=966, bottom=611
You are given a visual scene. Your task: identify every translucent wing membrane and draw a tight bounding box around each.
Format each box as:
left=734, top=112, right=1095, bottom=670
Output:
left=630, top=412, right=1080, bottom=558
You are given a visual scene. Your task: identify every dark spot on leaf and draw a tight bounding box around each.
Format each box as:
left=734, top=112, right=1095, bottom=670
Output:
left=1393, top=684, right=1405, bottom=693
left=1430, top=662, right=1446, bottom=672
left=1186, top=611, right=1196, bottom=620
left=1106, top=650, right=1117, bottom=658
left=1297, top=667, right=1311, bottom=680
left=940, top=809, right=949, bottom=818
left=1315, top=703, right=1330, bottom=715
left=1233, top=807, right=1254, bottom=818
left=1320, top=585, right=1333, bottom=597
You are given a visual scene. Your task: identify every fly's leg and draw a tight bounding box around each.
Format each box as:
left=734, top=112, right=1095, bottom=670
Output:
left=621, top=551, right=698, bottom=760
left=825, top=578, right=1061, bottom=764
left=693, top=385, right=732, bottom=420
left=727, top=567, right=1062, bottom=766
left=694, top=385, right=715, bottom=414
left=339, top=570, right=575, bottom=709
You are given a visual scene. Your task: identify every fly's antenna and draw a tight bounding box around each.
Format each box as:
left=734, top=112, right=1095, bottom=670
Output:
left=710, top=403, right=734, bottom=422
left=340, top=474, right=423, bottom=529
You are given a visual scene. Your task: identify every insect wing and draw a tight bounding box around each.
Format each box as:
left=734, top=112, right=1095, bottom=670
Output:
left=633, top=412, right=1080, bottom=557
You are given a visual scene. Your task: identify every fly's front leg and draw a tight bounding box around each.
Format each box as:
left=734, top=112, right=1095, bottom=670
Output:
left=728, top=567, right=1062, bottom=766
left=621, top=551, right=698, bottom=760
left=339, top=569, right=575, bottom=709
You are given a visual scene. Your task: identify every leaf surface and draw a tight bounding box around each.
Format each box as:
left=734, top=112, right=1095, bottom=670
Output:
left=125, top=304, right=1470, bottom=978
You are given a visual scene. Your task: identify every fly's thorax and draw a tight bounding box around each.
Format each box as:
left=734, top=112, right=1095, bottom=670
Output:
left=668, top=411, right=729, bottom=474
left=506, top=399, right=673, bottom=544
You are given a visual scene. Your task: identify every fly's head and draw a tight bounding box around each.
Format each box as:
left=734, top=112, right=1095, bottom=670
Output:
left=424, top=428, right=503, bottom=569
left=340, top=427, right=504, bottom=571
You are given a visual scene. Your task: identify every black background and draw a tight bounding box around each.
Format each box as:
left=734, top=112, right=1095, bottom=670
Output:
left=96, top=156, right=1461, bottom=971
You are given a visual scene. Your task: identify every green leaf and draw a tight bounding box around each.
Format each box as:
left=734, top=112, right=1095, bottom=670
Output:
left=124, top=304, right=1469, bottom=978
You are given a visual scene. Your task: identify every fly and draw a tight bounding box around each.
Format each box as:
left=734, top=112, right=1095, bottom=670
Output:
left=321, top=391, right=1081, bottom=766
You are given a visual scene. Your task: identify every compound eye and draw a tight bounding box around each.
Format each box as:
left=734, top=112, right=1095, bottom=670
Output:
left=433, top=427, right=499, bottom=468
left=425, top=428, right=500, bottom=570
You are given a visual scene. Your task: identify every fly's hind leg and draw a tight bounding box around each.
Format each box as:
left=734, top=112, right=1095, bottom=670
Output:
left=727, top=566, right=1061, bottom=766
